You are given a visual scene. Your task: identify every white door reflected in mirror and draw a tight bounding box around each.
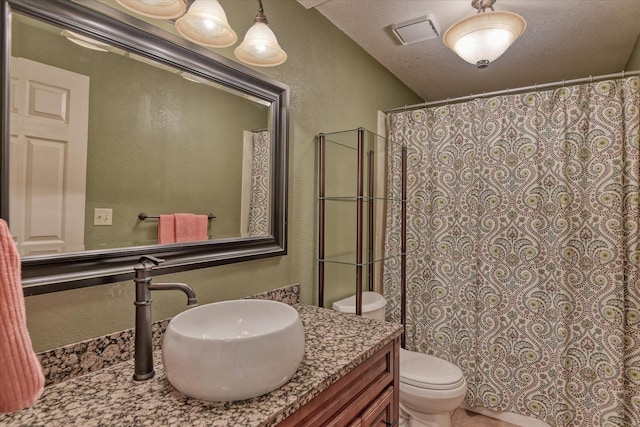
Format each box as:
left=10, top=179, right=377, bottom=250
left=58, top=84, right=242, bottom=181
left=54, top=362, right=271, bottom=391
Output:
left=9, top=57, right=89, bottom=256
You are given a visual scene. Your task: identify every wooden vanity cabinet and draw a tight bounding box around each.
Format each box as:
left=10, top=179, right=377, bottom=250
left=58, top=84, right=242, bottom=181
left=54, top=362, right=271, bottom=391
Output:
left=280, top=337, right=399, bottom=427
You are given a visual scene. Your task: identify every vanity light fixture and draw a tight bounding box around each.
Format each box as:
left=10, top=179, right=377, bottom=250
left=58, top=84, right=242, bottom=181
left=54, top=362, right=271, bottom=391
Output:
left=115, top=0, right=186, bottom=20
left=117, top=0, right=237, bottom=48
left=234, top=0, right=287, bottom=67
left=174, top=0, right=237, bottom=48
left=115, top=0, right=287, bottom=67
left=443, top=0, right=526, bottom=68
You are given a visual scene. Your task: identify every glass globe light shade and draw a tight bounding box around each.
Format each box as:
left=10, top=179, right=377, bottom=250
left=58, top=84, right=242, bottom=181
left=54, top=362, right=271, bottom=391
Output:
left=443, top=11, right=526, bottom=67
left=175, top=0, right=237, bottom=48
left=234, top=21, right=287, bottom=67
left=115, top=0, right=186, bottom=19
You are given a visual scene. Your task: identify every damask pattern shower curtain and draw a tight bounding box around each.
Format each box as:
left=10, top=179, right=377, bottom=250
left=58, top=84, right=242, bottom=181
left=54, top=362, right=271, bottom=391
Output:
left=384, top=77, right=640, bottom=426
left=247, top=130, right=270, bottom=236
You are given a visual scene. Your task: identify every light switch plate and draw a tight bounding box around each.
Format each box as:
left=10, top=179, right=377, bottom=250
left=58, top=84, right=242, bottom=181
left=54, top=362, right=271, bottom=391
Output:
left=94, top=208, right=113, bottom=226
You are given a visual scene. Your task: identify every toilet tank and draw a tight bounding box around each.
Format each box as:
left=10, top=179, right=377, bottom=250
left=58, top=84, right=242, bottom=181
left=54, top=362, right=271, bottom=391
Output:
left=332, top=291, right=387, bottom=321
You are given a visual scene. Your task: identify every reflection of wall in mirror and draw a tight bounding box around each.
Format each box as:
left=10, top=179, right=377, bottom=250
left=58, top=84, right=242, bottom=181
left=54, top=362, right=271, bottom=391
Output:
left=11, top=14, right=270, bottom=252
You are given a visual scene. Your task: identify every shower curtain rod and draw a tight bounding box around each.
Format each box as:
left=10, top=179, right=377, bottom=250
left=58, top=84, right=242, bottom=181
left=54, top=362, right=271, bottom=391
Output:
left=385, top=69, right=640, bottom=114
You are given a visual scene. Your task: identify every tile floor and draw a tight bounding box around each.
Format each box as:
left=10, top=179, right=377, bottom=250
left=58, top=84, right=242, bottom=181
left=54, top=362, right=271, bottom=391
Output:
left=451, top=408, right=520, bottom=427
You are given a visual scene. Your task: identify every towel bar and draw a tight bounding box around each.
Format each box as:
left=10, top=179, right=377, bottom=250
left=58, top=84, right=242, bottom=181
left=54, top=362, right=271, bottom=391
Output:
left=138, top=213, right=216, bottom=221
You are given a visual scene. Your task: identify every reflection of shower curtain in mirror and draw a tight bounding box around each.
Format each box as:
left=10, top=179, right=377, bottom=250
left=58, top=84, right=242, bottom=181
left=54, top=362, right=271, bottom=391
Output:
left=384, top=77, right=640, bottom=426
left=247, top=130, right=270, bottom=236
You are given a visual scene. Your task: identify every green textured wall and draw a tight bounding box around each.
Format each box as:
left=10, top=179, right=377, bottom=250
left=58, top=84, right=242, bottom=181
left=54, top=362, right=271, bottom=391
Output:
left=22, top=0, right=421, bottom=352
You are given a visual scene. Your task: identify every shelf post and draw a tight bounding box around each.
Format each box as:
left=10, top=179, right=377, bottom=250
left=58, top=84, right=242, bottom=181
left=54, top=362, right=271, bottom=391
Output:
left=356, top=128, right=364, bottom=315
left=401, top=145, right=407, bottom=348
left=318, top=133, right=326, bottom=308
left=368, top=149, right=374, bottom=293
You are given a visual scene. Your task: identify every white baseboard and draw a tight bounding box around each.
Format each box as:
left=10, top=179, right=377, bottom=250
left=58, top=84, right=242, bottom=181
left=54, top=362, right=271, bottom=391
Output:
left=460, top=402, right=551, bottom=427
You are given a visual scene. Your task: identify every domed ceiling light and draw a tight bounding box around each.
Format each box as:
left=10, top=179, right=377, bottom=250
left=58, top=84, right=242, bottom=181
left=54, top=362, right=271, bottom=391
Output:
left=115, top=0, right=186, bottom=20
left=175, top=0, right=237, bottom=48
left=443, top=0, right=526, bottom=68
left=234, top=0, right=287, bottom=67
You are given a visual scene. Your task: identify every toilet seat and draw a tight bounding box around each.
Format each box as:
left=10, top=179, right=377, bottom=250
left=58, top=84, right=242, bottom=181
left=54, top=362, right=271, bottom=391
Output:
left=399, top=348, right=465, bottom=390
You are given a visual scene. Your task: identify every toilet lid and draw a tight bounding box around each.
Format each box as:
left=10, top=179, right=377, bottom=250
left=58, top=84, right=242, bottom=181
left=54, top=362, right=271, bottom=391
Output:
left=400, top=348, right=466, bottom=390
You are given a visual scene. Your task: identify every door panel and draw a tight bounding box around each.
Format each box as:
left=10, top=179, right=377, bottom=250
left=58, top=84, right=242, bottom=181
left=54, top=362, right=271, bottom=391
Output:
left=10, top=57, right=89, bottom=255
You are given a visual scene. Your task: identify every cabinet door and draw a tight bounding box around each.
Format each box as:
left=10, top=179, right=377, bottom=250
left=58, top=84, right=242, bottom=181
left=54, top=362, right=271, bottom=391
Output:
left=361, top=386, right=395, bottom=427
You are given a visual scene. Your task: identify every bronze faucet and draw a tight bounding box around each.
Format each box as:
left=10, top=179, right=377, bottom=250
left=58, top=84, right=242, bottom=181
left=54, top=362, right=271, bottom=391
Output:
left=133, top=255, right=197, bottom=381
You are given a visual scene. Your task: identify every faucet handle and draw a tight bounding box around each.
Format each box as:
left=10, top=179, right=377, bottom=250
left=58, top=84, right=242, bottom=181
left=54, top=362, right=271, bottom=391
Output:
left=135, top=255, right=166, bottom=272
left=139, top=255, right=165, bottom=265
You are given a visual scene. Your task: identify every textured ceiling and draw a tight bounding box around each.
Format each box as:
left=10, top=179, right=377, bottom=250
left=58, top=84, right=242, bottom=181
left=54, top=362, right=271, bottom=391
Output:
left=298, top=0, right=640, bottom=103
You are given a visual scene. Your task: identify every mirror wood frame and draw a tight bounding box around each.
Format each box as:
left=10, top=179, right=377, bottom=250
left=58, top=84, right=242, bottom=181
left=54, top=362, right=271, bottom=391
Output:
left=0, top=0, right=289, bottom=296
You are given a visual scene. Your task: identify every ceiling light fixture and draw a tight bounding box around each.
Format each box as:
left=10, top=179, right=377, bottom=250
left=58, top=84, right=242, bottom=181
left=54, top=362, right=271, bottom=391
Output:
left=234, top=0, right=287, bottom=67
left=115, top=0, right=186, bottom=20
left=443, top=0, right=526, bottom=68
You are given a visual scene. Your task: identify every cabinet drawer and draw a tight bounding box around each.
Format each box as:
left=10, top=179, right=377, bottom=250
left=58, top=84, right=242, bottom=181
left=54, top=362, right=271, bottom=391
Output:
left=331, top=386, right=395, bottom=427
left=361, top=386, right=394, bottom=427
left=279, top=338, right=398, bottom=427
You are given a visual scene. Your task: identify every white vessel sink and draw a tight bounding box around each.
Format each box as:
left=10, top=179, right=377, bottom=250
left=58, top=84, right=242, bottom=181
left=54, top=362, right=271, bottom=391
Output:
left=162, top=299, right=305, bottom=402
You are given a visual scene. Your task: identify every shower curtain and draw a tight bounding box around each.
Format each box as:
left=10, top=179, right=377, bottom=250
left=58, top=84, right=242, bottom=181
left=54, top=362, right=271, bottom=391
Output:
left=247, top=130, right=270, bottom=236
left=384, top=77, right=640, bottom=426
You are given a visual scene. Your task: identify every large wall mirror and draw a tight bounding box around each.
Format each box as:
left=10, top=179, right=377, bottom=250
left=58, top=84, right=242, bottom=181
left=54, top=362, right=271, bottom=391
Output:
left=1, top=0, right=289, bottom=295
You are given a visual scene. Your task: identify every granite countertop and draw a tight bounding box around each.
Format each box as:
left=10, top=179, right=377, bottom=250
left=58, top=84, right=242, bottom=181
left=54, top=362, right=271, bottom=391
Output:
left=2, top=304, right=402, bottom=427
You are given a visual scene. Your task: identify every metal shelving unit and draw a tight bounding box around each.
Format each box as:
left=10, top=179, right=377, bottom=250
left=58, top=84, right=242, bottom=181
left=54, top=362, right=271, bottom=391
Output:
left=317, top=128, right=406, bottom=342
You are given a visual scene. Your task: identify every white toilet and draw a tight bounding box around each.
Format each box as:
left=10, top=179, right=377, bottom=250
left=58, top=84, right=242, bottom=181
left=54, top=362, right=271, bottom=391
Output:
left=333, top=292, right=467, bottom=427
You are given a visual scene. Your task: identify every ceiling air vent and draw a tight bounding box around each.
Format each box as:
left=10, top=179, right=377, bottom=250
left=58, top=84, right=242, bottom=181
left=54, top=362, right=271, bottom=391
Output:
left=391, top=15, right=440, bottom=45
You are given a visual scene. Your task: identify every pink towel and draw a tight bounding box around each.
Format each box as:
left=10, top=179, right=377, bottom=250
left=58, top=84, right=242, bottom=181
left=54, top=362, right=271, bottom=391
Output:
left=0, top=219, right=44, bottom=413
left=174, top=214, right=208, bottom=243
left=194, top=215, right=209, bottom=242
left=174, top=213, right=196, bottom=243
left=158, top=214, right=176, bottom=244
